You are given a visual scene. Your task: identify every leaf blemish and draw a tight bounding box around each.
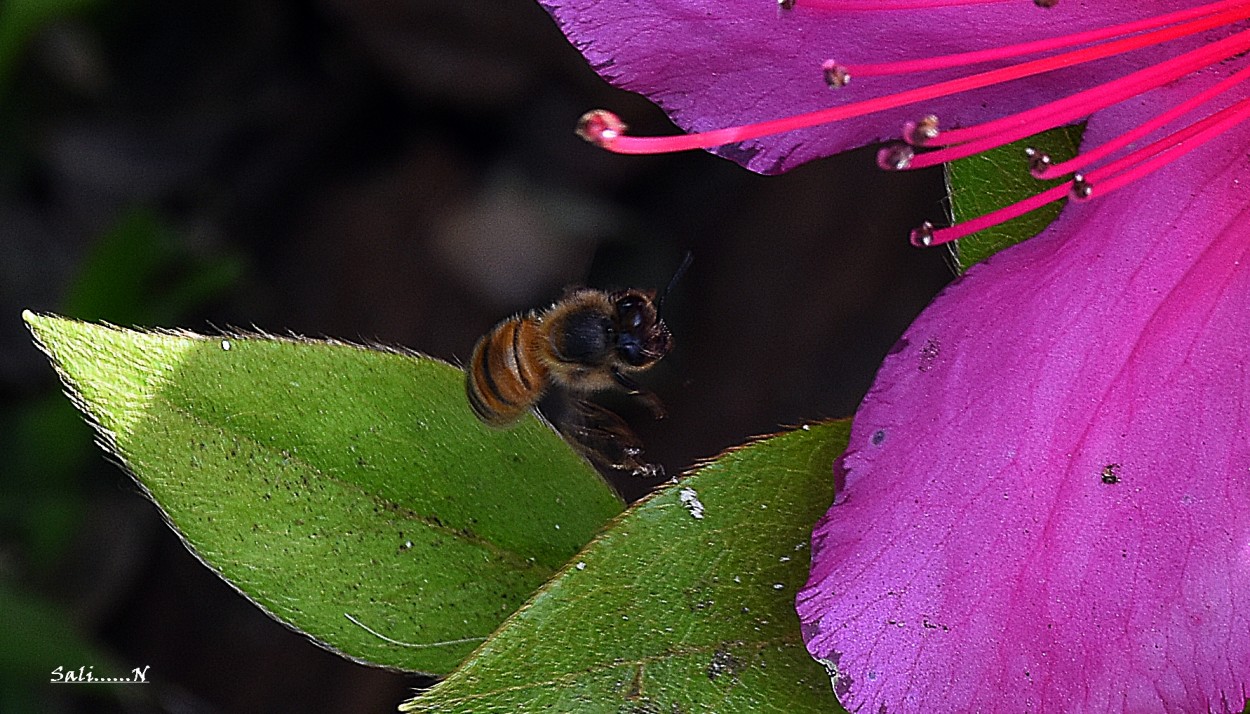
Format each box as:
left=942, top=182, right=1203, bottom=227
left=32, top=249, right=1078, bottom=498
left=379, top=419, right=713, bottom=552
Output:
left=678, top=487, right=705, bottom=519
left=625, top=664, right=644, bottom=699
left=706, top=647, right=744, bottom=682
left=918, top=338, right=940, bottom=372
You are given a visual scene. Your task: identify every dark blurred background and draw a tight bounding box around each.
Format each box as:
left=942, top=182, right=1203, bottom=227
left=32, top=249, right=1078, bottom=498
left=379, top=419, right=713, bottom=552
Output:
left=0, top=0, right=952, bottom=711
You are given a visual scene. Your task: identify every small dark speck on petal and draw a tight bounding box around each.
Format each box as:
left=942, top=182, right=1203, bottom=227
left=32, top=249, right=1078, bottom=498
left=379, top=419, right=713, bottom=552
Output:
left=1101, top=463, right=1120, bottom=485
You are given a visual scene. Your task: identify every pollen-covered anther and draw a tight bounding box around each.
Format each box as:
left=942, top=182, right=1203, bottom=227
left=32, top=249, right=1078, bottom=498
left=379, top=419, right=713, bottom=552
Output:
left=576, top=109, right=628, bottom=148
left=877, top=143, right=916, bottom=170
left=1070, top=173, right=1094, bottom=201
left=822, top=60, right=851, bottom=89
left=1025, top=147, right=1053, bottom=177
left=904, top=115, right=941, bottom=146
left=910, top=221, right=936, bottom=247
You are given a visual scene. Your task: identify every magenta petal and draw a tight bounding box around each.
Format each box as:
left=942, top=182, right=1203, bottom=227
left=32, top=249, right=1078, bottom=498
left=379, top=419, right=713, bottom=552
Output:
left=540, top=0, right=1215, bottom=172
left=796, top=121, right=1250, bottom=709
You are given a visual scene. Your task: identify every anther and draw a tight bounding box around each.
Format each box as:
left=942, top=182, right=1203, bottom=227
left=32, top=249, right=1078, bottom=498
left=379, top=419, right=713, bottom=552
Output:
left=1024, top=147, right=1053, bottom=177
left=778, top=0, right=795, bottom=9
left=1034, top=0, right=1059, bottom=7
left=1070, top=173, right=1093, bottom=201
left=877, top=143, right=916, bottom=170
left=904, top=115, right=941, bottom=145
left=823, top=60, right=851, bottom=89
left=910, top=221, right=936, bottom=247
left=576, top=110, right=628, bottom=148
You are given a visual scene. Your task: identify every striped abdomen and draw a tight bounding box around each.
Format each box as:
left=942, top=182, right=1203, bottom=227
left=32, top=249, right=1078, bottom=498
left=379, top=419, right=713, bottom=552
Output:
left=466, top=315, right=550, bottom=426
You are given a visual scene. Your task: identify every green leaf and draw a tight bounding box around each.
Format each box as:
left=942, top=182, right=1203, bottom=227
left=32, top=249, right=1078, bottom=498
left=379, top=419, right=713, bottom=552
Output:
left=0, top=0, right=97, bottom=92
left=65, top=207, right=243, bottom=325
left=0, top=584, right=118, bottom=687
left=404, top=421, right=850, bottom=713
left=947, top=124, right=1084, bottom=272
left=0, top=395, right=91, bottom=564
left=1, top=209, right=239, bottom=569
left=24, top=312, right=624, bottom=674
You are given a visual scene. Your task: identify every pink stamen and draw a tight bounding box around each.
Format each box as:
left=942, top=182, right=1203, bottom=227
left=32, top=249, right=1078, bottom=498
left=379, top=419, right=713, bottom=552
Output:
left=927, top=18, right=1250, bottom=148
left=916, top=95, right=1250, bottom=246
left=827, top=0, right=1250, bottom=81
left=895, top=29, right=1250, bottom=169
left=1033, top=64, right=1250, bottom=179
left=910, top=182, right=1070, bottom=247
left=788, top=0, right=1011, bottom=10
left=1082, top=95, right=1250, bottom=196
left=580, top=6, right=1250, bottom=154
left=577, top=3, right=1250, bottom=250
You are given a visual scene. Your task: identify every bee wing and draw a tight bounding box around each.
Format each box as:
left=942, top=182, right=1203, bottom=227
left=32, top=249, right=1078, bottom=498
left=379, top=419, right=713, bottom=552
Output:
left=557, top=398, right=664, bottom=479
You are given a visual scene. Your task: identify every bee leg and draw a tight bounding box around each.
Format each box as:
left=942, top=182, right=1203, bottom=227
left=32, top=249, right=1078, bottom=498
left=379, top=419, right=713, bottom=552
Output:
left=581, top=442, right=664, bottom=479
left=611, top=368, right=666, bottom=419
left=561, top=399, right=664, bottom=478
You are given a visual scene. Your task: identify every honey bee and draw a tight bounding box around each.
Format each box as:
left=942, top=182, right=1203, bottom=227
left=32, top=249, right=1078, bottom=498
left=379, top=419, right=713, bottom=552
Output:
left=466, top=258, right=687, bottom=476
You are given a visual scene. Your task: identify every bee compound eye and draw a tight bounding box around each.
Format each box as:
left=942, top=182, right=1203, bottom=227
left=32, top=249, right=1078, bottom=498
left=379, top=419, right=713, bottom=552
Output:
left=615, top=297, right=648, bottom=330
left=616, top=295, right=639, bottom=314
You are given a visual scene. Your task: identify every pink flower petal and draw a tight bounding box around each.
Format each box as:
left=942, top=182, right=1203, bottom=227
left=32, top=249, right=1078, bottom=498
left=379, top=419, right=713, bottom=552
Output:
left=796, top=93, right=1250, bottom=711
left=541, top=0, right=1218, bottom=172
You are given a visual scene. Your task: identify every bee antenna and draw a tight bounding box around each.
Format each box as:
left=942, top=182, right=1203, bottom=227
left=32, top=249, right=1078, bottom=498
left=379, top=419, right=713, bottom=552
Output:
left=658, top=251, right=693, bottom=315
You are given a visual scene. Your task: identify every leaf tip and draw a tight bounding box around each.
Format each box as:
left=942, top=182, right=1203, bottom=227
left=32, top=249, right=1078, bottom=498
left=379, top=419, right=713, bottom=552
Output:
left=22, top=310, right=58, bottom=350
left=21, top=310, right=62, bottom=338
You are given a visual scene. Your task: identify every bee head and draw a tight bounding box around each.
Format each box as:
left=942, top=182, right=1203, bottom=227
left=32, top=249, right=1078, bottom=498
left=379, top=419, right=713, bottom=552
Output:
left=611, top=289, right=671, bottom=368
